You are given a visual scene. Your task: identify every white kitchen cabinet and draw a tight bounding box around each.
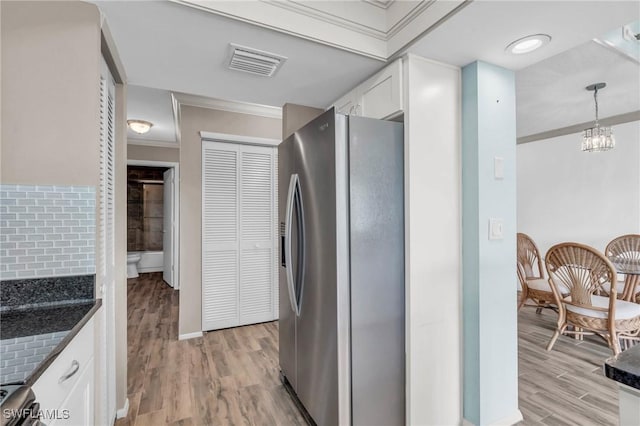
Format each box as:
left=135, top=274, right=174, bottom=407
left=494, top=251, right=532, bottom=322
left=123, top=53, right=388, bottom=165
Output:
left=330, top=58, right=403, bottom=120
left=334, top=91, right=358, bottom=115
left=359, top=59, right=403, bottom=119
left=50, top=357, right=95, bottom=426
left=32, top=316, right=96, bottom=426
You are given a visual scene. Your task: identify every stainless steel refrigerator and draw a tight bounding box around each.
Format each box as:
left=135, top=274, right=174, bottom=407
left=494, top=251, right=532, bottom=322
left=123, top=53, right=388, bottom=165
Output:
left=278, top=108, right=405, bottom=426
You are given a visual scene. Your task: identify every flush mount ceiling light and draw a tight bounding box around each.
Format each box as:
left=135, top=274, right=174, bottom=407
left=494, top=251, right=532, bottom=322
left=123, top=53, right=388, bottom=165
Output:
left=582, top=82, right=615, bottom=152
left=127, top=119, right=153, bottom=134
left=505, top=34, right=551, bottom=54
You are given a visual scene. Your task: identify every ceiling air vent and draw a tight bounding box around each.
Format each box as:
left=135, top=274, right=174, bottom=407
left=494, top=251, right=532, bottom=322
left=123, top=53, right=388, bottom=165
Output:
left=228, top=43, right=287, bottom=77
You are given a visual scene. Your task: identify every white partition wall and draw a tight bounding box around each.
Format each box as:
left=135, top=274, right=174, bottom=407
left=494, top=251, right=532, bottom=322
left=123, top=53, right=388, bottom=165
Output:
left=403, top=54, right=462, bottom=425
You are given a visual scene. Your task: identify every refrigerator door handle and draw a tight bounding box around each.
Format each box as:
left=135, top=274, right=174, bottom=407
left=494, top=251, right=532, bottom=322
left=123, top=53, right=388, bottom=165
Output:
left=294, top=175, right=306, bottom=316
left=285, top=174, right=300, bottom=315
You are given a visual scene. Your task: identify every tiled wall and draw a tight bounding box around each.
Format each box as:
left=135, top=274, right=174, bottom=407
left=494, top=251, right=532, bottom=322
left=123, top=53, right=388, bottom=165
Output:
left=0, top=331, right=69, bottom=383
left=0, top=185, right=96, bottom=280
left=127, top=166, right=166, bottom=251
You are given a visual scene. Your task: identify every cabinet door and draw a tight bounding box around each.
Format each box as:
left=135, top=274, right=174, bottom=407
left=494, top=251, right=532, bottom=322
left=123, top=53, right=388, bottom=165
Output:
left=359, top=59, right=403, bottom=120
left=49, top=357, right=95, bottom=426
left=333, top=91, right=359, bottom=115
left=32, top=318, right=95, bottom=416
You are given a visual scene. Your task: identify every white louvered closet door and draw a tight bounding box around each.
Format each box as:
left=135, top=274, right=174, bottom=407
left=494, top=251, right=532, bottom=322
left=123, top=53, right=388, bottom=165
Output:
left=99, top=58, right=116, bottom=424
left=202, top=141, right=278, bottom=331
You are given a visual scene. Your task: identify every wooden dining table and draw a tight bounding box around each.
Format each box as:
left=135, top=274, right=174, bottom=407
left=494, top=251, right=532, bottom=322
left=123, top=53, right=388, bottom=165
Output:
left=608, top=257, right=640, bottom=302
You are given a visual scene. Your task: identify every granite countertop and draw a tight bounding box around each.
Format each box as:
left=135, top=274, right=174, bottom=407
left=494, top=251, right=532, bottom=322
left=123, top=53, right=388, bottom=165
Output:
left=0, top=274, right=100, bottom=386
left=604, top=345, right=640, bottom=390
left=0, top=300, right=101, bottom=386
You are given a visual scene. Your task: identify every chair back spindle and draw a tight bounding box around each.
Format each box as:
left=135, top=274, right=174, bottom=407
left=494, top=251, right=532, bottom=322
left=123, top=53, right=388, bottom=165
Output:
left=545, top=243, right=617, bottom=309
left=606, top=234, right=640, bottom=263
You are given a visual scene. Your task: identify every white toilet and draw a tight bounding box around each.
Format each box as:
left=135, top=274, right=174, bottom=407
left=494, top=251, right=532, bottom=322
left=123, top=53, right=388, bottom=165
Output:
left=127, top=253, right=142, bottom=278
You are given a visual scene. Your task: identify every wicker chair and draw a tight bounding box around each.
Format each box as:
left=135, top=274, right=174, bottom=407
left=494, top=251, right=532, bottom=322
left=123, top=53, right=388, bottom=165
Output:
left=605, top=234, right=640, bottom=302
left=545, top=242, right=640, bottom=356
left=517, top=233, right=567, bottom=312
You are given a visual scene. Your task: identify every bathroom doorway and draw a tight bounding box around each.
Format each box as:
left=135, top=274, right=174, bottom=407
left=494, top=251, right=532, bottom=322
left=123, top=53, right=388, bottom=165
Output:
left=126, top=160, right=179, bottom=289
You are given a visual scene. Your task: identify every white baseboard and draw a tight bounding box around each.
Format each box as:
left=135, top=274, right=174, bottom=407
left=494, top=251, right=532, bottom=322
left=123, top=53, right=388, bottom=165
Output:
left=178, top=331, right=203, bottom=340
left=116, top=398, right=129, bottom=419
left=137, top=266, right=163, bottom=273
left=463, top=409, right=523, bottom=426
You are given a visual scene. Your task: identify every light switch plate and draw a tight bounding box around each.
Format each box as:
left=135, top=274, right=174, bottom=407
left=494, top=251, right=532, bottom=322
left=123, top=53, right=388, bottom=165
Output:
left=494, top=157, right=504, bottom=180
left=489, top=218, right=504, bottom=240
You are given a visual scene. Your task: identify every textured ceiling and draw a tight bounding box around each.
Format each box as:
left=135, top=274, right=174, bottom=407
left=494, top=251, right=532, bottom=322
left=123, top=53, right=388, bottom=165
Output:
left=94, top=1, right=640, bottom=143
left=516, top=40, right=640, bottom=138
left=126, top=85, right=176, bottom=143
left=96, top=0, right=382, bottom=110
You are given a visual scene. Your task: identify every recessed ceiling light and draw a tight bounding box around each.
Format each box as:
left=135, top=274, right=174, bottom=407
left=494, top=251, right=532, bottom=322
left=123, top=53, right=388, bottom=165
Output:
left=506, top=34, right=551, bottom=55
left=127, top=119, right=153, bottom=134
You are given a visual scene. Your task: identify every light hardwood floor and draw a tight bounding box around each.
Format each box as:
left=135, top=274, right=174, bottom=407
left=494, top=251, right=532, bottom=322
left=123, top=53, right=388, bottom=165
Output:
left=517, top=307, right=618, bottom=426
left=117, top=273, right=619, bottom=426
left=116, top=273, right=305, bottom=426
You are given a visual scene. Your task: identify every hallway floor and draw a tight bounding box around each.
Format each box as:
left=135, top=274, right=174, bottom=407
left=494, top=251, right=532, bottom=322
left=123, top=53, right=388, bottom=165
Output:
left=116, top=273, right=305, bottom=426
left=117, top=273, right=619, bottom=426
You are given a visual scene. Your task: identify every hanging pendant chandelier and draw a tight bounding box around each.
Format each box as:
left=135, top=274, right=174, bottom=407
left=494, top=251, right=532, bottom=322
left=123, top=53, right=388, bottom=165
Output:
left=581, top=82, right=615, bottom=152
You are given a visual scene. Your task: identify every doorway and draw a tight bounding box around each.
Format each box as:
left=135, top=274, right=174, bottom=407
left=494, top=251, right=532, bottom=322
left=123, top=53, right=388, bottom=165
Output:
left=126, top=160, right=180, bottom=289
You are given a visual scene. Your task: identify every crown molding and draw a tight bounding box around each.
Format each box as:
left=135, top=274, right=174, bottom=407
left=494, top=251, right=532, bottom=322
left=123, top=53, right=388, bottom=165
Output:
left=172, top=0, right=387, bottom=60
left=127, top=138, right=180, bottom=148
left=266, top=0, right=439, bottom=40
left=171, top=92, right=182, bottom=144
left=174, top=0, right=467, bottom=61
left=173, top=0, right=469, bottom=61
left=237, top=0, right=434, bottom=41
left=172, top=92, right=283, bottom=119
left=266, top=1, right=388, bottom=41
left=200, top=131, right=281, bottom=147
left=170, top=92, right=283, bottom=151
left=517, top=110, right=640, bottom=144
left=386, top=0, right=437, bottom=39
left=363, top=0, right=396, bottom=10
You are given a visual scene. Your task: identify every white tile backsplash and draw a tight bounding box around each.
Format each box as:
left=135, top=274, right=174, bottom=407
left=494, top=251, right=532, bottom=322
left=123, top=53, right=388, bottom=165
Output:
left=0, top=330, right=70, bottom=383
left=0, top=185, right=95, bottom=280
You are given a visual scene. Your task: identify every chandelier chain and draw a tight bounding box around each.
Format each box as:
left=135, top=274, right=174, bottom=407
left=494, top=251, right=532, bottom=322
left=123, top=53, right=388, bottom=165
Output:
left=593, top=86, right=599, bottom=126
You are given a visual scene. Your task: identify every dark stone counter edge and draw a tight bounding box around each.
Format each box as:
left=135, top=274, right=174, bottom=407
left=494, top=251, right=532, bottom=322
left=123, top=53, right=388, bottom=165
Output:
left=604, top=350, right=640, bottom=391
left=0, top=275, right=95, bottom=309
left=23, top=299, right=102, bottom=387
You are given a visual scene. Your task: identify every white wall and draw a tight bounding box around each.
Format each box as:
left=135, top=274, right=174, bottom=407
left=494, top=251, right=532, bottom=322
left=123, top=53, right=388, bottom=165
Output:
left=1, top=1, right=101, bottom=187
left=517, top=120, right=640, bottom=256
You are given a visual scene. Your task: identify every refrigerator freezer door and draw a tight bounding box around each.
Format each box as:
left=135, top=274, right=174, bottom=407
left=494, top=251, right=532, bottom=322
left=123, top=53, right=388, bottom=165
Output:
left=278, top=135, right=296, bottom=390
left=349, top=115, right=405, bottom=426
left=294, top=110, right=342, bottom=426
